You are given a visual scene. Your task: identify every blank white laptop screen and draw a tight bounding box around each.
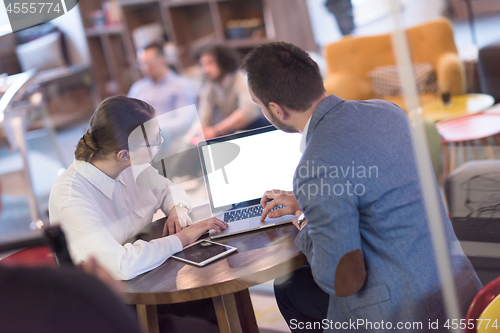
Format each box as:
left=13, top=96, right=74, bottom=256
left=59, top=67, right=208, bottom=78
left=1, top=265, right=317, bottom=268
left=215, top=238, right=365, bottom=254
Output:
left=201, top=129, right=303, bottom=211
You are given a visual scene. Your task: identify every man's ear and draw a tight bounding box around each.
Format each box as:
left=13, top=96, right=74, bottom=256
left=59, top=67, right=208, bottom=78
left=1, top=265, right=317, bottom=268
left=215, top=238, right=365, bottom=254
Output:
left=269, top=102, right=288, bottom=121
left=117, top=150, right=130, bottom=162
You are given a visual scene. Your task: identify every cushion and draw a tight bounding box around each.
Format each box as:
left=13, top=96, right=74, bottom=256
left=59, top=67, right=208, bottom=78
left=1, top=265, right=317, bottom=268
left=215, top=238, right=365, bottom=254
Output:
left=369, top=63, right=438, bottom=97
left=15, top=32, right=66, bottom=72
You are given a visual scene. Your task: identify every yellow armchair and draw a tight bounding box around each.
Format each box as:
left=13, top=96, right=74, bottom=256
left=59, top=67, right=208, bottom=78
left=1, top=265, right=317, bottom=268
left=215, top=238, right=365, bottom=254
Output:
left=324, top=73, right=374, bottom=101
left=323, top=18, right=466, bottom=111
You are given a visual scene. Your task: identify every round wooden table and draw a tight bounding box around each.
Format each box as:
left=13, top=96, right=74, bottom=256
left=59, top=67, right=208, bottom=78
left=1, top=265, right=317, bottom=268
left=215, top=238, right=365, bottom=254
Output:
left=422, top=93, right=494, bottom=122
left=123, top=207, right=306, bottom=333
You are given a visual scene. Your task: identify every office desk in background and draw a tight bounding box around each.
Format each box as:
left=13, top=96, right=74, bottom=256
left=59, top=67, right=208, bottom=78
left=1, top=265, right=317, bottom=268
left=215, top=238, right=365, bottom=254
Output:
left=123, top=205, right=306, bottom=333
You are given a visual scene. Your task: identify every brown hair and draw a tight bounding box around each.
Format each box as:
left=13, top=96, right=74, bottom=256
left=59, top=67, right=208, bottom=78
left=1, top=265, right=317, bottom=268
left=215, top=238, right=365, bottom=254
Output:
left=143, top=42, right=165, bottom=57
left=242, top=42, right=325, bottom=112
left=75, top=96, right=156, bottom=162
left=195, top=44, right=241, bottom=77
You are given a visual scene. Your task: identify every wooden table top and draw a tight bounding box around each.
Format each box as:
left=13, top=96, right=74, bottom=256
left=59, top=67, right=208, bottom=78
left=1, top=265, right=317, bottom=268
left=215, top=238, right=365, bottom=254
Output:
left=123, top=207, right=306, bottom=305
left=422, top=93, right=494, bottom=122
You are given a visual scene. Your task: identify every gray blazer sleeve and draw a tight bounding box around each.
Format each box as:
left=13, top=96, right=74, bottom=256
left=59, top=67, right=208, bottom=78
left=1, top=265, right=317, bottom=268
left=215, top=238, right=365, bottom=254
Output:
left=294, top=159, right=366, bottom=297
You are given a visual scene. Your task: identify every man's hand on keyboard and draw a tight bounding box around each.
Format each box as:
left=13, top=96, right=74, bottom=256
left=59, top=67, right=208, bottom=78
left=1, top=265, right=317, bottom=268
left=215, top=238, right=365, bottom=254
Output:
left=260, top=189, right=300, bottom=222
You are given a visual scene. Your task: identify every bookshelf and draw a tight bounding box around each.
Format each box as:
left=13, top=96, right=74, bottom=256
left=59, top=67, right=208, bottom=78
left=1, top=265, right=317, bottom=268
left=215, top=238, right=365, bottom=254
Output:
left=79, top=0, right=316, bottom=100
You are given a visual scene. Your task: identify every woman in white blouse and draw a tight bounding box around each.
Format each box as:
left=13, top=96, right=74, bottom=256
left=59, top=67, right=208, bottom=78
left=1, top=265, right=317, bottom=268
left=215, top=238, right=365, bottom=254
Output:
left=49, top=96, right=227, bottom=281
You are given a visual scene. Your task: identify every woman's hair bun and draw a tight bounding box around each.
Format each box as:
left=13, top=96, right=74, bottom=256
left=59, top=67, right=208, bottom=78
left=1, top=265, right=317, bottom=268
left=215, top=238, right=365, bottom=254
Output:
left=75, top=130, right=100, bottom=162
left=74, top=95, right=156, bottom=163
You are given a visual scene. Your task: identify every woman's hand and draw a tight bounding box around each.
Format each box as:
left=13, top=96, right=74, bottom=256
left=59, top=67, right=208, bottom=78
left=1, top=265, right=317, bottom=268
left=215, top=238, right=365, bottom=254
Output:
left=163, top=206, right=192, bottom=237
left=174, top=217, right=228, bottom=247
left=260, top=189, right=300, bottom=222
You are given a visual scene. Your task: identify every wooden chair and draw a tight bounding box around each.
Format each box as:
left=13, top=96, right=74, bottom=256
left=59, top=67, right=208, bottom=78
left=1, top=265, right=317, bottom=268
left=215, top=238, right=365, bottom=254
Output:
left=466, top=275, right=500, bottom=333
left=436, top=114, right=500, bottom=178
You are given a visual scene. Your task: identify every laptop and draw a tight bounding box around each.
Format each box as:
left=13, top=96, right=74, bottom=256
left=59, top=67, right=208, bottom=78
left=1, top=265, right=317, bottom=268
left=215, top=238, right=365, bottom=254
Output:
left=198, top=126, right=303, bottom=239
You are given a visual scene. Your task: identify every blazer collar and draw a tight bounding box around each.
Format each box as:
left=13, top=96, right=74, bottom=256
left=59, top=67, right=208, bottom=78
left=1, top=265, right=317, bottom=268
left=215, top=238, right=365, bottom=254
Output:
left=305, top=95, right=345, bottom=145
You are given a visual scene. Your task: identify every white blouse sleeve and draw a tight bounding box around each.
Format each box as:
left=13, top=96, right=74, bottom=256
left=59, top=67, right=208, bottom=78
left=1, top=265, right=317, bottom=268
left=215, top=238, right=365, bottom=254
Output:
left=133, top=165, right=192, bottom=214
left=161, top=178, right=192, bottom=213
left=57, top=196, right=183, bottom=281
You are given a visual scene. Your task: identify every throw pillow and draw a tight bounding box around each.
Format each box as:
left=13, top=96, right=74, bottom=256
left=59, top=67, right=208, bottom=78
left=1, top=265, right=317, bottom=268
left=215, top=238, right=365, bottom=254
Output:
left=369, top=63, right=438, bottom=97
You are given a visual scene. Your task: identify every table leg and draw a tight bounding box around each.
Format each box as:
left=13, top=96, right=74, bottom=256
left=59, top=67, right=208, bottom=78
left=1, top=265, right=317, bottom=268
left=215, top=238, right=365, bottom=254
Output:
left=449, top=143, right=457, bottom=173
left=136, top=304, right=159, bottom=333
left=471, top=140, right=480, bottom=160
left=481, top=138, right=495, bottom=160
left=213, top=293, right=243, bottom=333
left=493, top=135, right=500, bottom=147
left=234, top=289, right=259, bottom=333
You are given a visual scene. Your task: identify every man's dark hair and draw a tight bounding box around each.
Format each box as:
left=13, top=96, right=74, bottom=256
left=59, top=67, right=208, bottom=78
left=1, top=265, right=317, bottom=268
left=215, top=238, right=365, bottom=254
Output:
left=242, top=42, right=325, bottom=112
left=196, top=44, right=240, bottom=76
left=143, top=42, right=165, bottom=57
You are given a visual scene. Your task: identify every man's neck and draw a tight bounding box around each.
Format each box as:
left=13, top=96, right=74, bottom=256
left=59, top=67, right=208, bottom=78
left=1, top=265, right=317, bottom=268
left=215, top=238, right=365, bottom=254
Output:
left=152, top=69, right=169, bottom=83
left=296, top=93, right=328, bottom=133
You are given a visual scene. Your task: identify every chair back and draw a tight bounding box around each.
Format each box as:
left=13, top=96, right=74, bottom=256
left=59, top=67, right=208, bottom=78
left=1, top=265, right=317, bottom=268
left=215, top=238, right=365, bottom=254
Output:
left=0, top=245, right=56, bottom=267
left=324, top=18, right=457, bottom=80
left=0, top=226, right=73, bottom=267
left=323, top=17, right=463, bottom=101
left=477, top=294, right=500, bottom=333
left=466, top=275, right=500, bottom=332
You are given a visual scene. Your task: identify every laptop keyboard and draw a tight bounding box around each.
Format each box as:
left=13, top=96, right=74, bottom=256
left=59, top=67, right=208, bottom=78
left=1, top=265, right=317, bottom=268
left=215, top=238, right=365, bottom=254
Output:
left=224, top=205, right=286, bottom=223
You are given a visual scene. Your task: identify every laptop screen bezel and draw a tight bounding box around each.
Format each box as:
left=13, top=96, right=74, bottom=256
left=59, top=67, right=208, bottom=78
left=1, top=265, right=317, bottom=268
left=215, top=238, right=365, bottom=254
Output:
left=197, top=125, right=277, bottom=214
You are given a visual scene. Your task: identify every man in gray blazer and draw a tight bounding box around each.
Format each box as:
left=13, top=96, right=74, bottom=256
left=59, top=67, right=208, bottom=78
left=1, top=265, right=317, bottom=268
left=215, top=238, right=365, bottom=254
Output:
left=242, top=42, right=482, bottom=332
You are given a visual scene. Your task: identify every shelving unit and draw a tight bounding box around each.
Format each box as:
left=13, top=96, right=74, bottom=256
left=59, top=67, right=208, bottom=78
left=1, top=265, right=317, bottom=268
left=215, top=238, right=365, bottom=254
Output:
left=78, top=0, right=137, bottom=99
left=78, top=0, right=316, bottom=100
left=450, top=0, right=500, bottom=20
left=84, top=24, right=124, bottom=37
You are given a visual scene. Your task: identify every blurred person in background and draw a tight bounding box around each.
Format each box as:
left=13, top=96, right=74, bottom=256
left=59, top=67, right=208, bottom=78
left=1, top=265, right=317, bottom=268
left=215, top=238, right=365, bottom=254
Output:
left=0, top=259, right=143, bottom=333
left=128, top=42, right=197, bottom=150
left=0, top=183, right=142, bottom=333
left=197, top=44, right=269, bottom=140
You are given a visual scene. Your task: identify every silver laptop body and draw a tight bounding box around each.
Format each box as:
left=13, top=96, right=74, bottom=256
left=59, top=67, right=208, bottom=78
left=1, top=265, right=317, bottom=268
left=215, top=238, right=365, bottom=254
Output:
left=197, top=126, right=303, bottom=239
